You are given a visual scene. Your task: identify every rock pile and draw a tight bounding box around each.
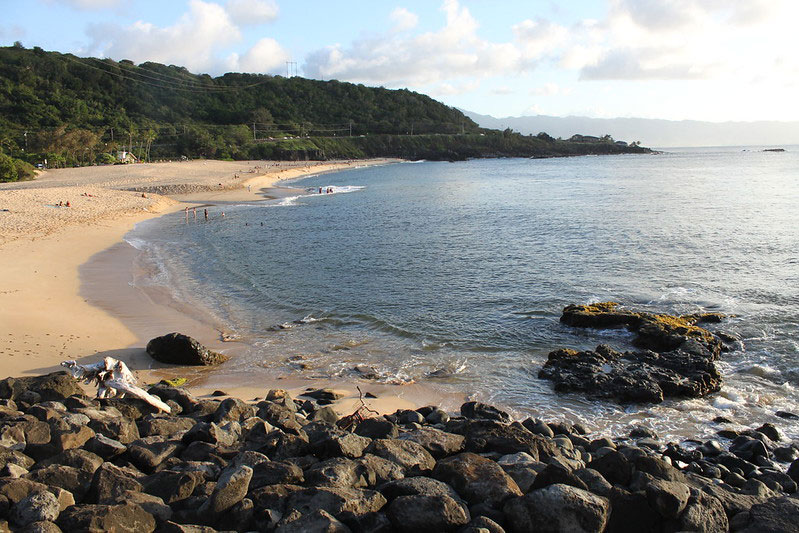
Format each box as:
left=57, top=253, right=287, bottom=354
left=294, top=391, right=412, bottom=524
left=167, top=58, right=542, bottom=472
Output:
left=1, top=373, right=799, bottom=532
left=540, top=303, right=730, bottom=403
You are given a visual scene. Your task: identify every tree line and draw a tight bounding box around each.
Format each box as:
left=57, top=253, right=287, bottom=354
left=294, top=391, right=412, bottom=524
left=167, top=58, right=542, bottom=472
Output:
left=0, top=44, right=648, bottom=181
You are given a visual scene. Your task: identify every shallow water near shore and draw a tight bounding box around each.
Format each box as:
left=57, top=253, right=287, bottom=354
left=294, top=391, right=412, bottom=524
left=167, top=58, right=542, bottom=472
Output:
left=125, top=149, right=799, bottom=442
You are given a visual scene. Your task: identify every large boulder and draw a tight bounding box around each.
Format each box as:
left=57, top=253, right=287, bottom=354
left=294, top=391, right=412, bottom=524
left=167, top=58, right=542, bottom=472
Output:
left=503, top=483, right=610, bottom=533
left=386, top=494, right=470, bottom=532
left=365, top=439, right=436, bottom=474
left=0, top=373, right=83, bottom=402
left=145, top=333, right=228, bottom=366
left=734, top=497, right=799, bottom=533
left=432, top=452, right=521, bottom=508
left=56, top=503, right=155, bottom=532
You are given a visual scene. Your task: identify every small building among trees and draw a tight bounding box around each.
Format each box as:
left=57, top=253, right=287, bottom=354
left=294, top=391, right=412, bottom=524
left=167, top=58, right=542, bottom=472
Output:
left=116, top=151, right=138, bottom=163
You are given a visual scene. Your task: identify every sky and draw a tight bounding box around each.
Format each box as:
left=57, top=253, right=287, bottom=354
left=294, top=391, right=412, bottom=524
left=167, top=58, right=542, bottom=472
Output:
left=2, top=0, right=798, bottom=122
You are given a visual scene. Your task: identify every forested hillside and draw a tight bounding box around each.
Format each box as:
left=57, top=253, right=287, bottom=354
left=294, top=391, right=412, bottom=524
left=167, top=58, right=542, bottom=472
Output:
left=0, top=44, right=648, bottom=180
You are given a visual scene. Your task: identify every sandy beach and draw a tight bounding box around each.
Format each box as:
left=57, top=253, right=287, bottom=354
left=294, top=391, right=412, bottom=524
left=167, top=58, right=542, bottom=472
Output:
left=0, top=158, right=438, bottom=416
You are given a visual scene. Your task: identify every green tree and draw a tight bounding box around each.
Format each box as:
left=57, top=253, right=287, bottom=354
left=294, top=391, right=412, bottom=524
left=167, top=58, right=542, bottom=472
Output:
left=0, top=152, right=16, bottom=181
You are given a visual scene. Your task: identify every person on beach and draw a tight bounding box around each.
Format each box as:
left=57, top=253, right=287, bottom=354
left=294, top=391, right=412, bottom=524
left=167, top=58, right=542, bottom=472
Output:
left=193, top=207, right=197, bottom=219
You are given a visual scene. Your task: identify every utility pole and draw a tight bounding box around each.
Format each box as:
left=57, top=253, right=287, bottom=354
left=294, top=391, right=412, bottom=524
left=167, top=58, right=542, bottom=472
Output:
left=253, top=123, right=257, bottom=141
left=23, top=131, right=27, bottom=152
left=349, top=121, right=352, bottom=137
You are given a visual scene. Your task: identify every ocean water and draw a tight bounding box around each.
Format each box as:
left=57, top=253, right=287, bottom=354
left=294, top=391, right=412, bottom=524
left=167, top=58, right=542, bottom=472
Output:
left=126, top=149, right=799, bottom=441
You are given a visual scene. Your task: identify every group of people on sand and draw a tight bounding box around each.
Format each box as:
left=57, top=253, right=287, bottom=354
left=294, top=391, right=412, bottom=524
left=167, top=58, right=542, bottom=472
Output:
left=56, top=201, right=71, bottom=207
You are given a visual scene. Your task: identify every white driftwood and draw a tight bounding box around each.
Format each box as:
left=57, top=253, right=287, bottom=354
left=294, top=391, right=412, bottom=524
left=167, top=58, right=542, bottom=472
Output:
left=61, top=357, right=171, bottom=413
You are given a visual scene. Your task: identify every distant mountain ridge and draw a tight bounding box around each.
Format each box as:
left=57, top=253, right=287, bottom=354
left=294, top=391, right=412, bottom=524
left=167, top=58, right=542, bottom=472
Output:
left=462, top=110, right=799, bottom=148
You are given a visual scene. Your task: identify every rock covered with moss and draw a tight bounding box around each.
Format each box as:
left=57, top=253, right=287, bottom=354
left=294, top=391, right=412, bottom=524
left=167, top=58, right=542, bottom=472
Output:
left=540, top=303, right=731, bottom=403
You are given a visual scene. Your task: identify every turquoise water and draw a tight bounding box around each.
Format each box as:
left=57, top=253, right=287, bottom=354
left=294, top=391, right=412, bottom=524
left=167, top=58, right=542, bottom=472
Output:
left=127, top=150, right=799, bottom=439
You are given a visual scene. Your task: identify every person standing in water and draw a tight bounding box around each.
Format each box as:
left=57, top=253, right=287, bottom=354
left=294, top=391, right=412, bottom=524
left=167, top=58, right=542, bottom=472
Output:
left=204, top=208, right=208, bottom=220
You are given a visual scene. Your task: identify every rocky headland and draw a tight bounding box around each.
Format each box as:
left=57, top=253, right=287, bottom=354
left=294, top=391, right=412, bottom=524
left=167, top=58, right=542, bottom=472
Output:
left=1, top=368, right=799, bottom=532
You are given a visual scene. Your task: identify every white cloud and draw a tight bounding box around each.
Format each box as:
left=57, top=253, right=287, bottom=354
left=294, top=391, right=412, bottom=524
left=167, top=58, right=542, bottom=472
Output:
left=491, top=86, right=513, bottom=95
left=233, top=37, right=289, bottom=73
left=568, top=0, right=799, bottom=81
left=531, top=83, right=572, bottom=96
left=85, top=0, right=289, bottom=75
left=304, top=0, right=524, bottom=86
left=87, top=0, right=240, bottom=72
left=390, top=7, right=418, bottom=32
left=430, top=79, right=481, bottom=96
left=226, top=0, right=279, bottom=26
left=512, top=18, right=568, bottom=65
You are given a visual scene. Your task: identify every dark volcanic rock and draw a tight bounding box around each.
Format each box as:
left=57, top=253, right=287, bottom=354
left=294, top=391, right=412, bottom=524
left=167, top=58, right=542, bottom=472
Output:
left=354, top=417, right=399, bottom=439
left=366, top=439, right=436, bottom=474
left=198, top=464, right=252, bottom=520
left=539, top=344, right=721, bottom=403
left=284, top=486, right=387, bottom=523
left=275, top=509, right=351, bottom=533
left=560, top=302, right=722, bottom=355
left=145, top=333, right=228, bottom=366
left=399, top=427, right=465, bottom=459
left=386, top=494, right=470, bottom=532
left=503, top=483, right=610, bottom=533
left=460, top=401, right=511, bottom=423
left=57, top=503, right=155, bottom=532
left=432, top=452, right=521, bottom=508
left=674, top=490, right=728, bottom=532
left=734, top=497, right=799, bottom=533
left=458, top=419, right=558, bottom=460
left=88, top=463, right=143, bottom=504
left=549, top=303, right=727, bottom=403
left=11, top=490, right=60, bottom=527
left=0, top=373, right=83, bottom=403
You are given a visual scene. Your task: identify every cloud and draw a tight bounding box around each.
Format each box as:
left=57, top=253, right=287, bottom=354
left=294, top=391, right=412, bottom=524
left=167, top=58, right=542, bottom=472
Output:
left=85, top=0, right=288, bottom=75
left=233, top=37, right=289, bottom=72
left=429, top=79, right=480, bottom=96
left=390, top=7, right=419, bottom=32
left=491, top=86, right=513, bottom=95
left=512, top=18, right=568, bottom=65
left=226, top=0, right=279, bottom=26
left=531, top=83, right=572, bottom=96
left=570, top=0, right=799, bottom=81
left=87, top=0, right=240, bottom=72
left=304, top=0, right=525, bottom=86
left=44, top=0, right=121, bottom=9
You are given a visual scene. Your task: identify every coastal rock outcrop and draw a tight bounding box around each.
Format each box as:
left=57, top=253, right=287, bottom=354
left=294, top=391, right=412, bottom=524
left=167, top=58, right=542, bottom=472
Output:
left=538, top=344, right=722, bottom=403
left=1, top=370, right=798, bottom=532
left=540, top=303, right=728, bottom=403
left=146, top=333, right=228, bottom=366
left=560, top=302, right=725, bottom=356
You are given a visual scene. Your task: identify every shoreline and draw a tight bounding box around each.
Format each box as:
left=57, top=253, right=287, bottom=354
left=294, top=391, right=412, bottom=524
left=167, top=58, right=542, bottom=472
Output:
left=0, top=158, right=444, bottom=417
